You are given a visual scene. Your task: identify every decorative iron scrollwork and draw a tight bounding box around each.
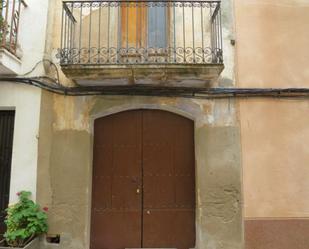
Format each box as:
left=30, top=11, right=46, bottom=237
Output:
left=59, top=0, right=223, bottom=65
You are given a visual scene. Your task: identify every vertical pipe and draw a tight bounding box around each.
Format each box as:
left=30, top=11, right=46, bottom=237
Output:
left=209, top=3, right=212, bottom=59
left=66, top=9, right=69, bottom=51
left=216, top=9, right=219, bottom=52
left=60, top=3, right=64, bottom=53
left=192, top=2, right=195, bottom=62
left=117, top=3, right=121, bottom=63
left=182, top=2, right=185, bottom=62
left=88, top=2, right=92, bottom=62
left=214, top=12, right=217, bottom=55
left=14, top=0, right=22, bottom=54
left=79, top=3, right=83, bottom=63
left=140, top=0, right=142, bottom=47
left=173, top=3, right=176, bottom=63
left=107, top=2, right=110, bottom=62
left=71, top=4, right=75, bottom=51
left=64, top=5, right=67, bottom=51
left=126, top=2, right=128, bottom=62
left=155, top=4, right=157, bottom=50
left=69, top=12, right=73, bottom=52
left=216, top=9, right=219, bottom=61
left=67, top=9, right=70, bottom=51
left=70, top=4, right=74, bottom=57
left=200, top=3, right=204, bottom=62
left=9, top=0, right=16, bottom=51
left=146, top=2, right=148, bottom=61
left=2, top=0, right=9, bottom=47
left=135, top=1, right=138, bottom=51
left=98, top=1, right=102, bottom=63
left=219, top=4, right=223, bottom=62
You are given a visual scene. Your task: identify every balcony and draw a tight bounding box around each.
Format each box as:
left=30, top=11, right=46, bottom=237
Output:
left=0, top=0, right=26, bottom=75
left=58, top=0, right=224, bottom=87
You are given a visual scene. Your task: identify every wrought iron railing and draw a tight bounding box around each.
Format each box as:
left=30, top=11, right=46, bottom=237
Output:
left=59, top=0, right=223, bottom=65
left=0, top=0, right=27, bottom=56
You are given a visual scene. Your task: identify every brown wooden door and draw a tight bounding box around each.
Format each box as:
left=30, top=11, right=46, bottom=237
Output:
left=0, top=111, right=15, bottom=238
left=142, top=110, right=195, bottom=249
left=91, top=110, right=195, bottom=249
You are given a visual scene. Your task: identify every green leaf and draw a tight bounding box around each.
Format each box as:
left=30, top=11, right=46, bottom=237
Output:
left=3, top=190, right=49, bottom=247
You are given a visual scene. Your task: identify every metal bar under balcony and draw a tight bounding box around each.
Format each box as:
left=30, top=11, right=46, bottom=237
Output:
left=58, top=0, right=224, bottom=87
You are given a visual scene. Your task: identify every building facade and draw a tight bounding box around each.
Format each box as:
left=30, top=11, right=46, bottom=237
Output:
left=0, top=1, right=308, bottom=249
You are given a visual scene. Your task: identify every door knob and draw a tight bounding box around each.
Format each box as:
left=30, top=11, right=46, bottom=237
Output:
left=136, top=188, right=140, bottom=194
left=146, top=210, right=151, bottom=215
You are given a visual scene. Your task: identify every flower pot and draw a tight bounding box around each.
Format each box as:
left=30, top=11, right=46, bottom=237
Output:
left=0, top=238, right=39, bottom=249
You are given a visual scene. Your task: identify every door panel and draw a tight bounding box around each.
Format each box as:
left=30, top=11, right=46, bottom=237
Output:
left=143, top=209, right=195, bottom=249
left=91, top=111, right=143, bottom=249
left=91, top=110, right=195, bottom=249
left=0, top=111, right=15, bottom=237
left=142, top=110, right=195, bottom=249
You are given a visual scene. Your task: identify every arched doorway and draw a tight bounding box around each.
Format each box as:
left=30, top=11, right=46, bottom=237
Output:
left=90, top=110, right=195, bottom=249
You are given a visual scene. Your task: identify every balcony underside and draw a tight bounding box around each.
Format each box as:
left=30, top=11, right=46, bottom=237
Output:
left=61, top=63, right=224, bottom=87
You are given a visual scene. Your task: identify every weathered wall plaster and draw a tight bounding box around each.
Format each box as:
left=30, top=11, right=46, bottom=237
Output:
left=37, top=94, right=243, bottom=249
left=36, top=1, right=243, bottom=249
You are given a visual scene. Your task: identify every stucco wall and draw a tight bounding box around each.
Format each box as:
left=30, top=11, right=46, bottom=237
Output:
left=234, top=0, right=309, bottom=88
left=35, top=1, right=244, bottom=249
left=18, top=0, right=49, bottom=75
left=37, top=94, right=243, bottom=249
left=0, top=0, right=49, bottom=203
left=234, top=0, right=309, bottom=248
left=235, top=0, right=309, bottom=219
left=0, top=0, right=49, bottom=204
left=0, top=83, right=41, bottom=203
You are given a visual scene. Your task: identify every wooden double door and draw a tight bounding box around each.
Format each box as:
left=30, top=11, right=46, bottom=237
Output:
left=91, top=110, right=195, bottom=249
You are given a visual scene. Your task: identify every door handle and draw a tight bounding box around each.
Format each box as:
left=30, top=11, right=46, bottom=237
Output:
left=146, top=210, right=151, bottom=215
left=136, top=188, right=141, bottom=194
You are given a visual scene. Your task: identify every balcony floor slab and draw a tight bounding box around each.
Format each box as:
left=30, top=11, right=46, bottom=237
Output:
left=61, top=64, right=224, bottom=87
left=0, top=49, right=21, bottom=75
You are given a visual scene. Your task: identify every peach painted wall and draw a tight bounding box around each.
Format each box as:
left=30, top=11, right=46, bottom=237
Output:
left=234, top=0, right=309, bottom=218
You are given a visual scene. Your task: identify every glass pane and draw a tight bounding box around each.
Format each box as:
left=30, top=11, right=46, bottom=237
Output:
left=148, top=5, right=167, bottom=48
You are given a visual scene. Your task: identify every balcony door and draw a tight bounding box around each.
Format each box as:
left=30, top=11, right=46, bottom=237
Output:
left=90, top=110, right=196, bottom=249
left=120, top=2, right=167, bottom=54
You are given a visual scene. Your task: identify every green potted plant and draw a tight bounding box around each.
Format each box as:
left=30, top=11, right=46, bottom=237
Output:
left=0, top=191, right=48, bottom=249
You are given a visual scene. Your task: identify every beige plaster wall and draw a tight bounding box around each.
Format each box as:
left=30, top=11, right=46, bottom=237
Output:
left=37, top=94, right=243, bottom=249
left=36, top=1, right=244, bottom=249
left=234, top=0, right=309, bottom=88
left=234, top=0, right=309, bottom=218
left=239, top=99, right=309, bottom=218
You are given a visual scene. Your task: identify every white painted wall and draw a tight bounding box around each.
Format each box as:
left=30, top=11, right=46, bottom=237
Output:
left=18, top=0, right=50, bottom=76
left=0, top=0, right=50, bottom=203
left=0, top=83, right=41, bottom=203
